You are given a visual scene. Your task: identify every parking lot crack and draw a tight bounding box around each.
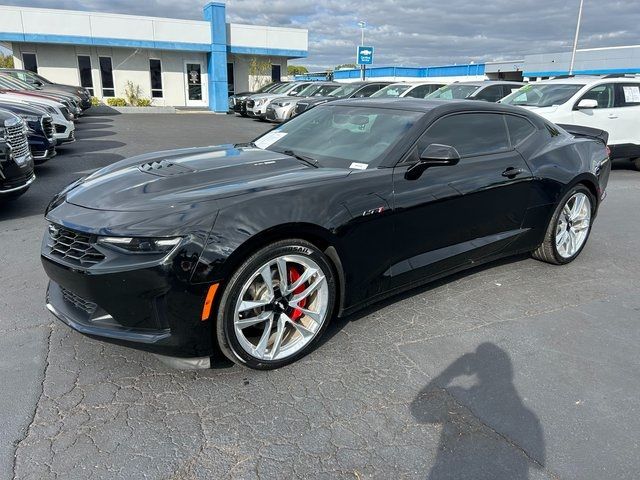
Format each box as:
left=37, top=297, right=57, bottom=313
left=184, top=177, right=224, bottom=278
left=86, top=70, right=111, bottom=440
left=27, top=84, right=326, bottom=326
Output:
left=11, top=322, right=54, bottom=479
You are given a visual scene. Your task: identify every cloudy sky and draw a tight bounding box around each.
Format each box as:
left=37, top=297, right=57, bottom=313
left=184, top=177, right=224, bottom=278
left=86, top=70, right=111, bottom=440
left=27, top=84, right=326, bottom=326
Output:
left=2, top=0, right=639, bottom=70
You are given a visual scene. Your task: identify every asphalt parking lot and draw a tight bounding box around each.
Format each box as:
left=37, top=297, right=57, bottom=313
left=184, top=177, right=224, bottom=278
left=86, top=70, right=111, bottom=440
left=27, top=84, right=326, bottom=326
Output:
left=1, top=111, right=639, bottom=480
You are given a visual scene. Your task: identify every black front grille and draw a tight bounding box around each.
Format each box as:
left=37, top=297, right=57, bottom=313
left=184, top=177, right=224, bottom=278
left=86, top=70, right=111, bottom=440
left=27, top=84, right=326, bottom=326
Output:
left=60, top=286, right=97, bottom=315
left=5, top=122, right=30, bottom=159
left=42, top=117, right=54, bottom=140
left=246, top=100, right=255, bottom=108
left=295, top=103, right=308, bottom=114
left=46, top=225, right=105, bottom=267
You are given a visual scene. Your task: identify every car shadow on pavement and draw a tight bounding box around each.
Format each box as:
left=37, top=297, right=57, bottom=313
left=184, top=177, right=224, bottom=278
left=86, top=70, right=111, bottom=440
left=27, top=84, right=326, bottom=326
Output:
left=410, top=343, right=545, bottom=479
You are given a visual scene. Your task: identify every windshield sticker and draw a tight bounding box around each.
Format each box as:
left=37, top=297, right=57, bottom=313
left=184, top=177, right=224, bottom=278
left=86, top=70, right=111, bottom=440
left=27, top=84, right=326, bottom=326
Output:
left=349, top=162, right=368, bottom=170
left=623, top=86, right=640, bottom=103
left=254, top=131, right=287, bottom=149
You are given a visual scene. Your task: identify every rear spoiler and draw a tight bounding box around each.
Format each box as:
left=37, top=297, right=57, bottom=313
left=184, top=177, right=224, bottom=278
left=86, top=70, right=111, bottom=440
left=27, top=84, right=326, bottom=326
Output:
left=557, top=123, right=609, bottom=146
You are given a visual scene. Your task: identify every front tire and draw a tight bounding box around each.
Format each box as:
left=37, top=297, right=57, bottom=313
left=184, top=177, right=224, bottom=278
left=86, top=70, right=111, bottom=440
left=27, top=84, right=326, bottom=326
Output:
left=216, top=239, right=336, bottom=370
left=532, top=185, right=595, bottom=265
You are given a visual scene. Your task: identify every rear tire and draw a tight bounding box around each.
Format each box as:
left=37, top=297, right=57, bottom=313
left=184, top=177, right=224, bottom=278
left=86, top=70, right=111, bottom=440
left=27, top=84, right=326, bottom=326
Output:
left=532, top=185, right=595, bottom=265
left=216, top=239, right=336, bottom=370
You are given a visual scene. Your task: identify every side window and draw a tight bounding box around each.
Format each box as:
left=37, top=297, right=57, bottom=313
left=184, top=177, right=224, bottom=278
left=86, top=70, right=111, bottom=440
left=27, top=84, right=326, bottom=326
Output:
left=473, top=85, right=505, bottom=102
left=418, top=113, right=510, bottom=158
left=614, top=83, right=640, bottom=107
left=579, top=83, right=615, bottom=108
left=406, top=84, right=440, bottom=98
left=353, top=85, right=382, bottom=98
left=505, top=115, right=536, bottom=146
left=290, top=84, right=308, bottom=96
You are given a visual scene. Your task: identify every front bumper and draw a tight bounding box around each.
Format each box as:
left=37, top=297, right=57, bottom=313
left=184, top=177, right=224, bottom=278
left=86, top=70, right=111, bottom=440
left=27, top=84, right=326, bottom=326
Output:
left=265, top=104, right=295, bottom=123
left=54, top=124, right=75, bottom=145
left=41, top=232, right=215, bottom=358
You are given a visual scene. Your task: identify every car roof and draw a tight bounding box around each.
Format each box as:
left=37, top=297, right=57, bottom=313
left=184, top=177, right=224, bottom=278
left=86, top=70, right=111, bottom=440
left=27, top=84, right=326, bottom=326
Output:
left=328, top=97, right=533, bottom=116
left=533, top=76, right=640, bottom=85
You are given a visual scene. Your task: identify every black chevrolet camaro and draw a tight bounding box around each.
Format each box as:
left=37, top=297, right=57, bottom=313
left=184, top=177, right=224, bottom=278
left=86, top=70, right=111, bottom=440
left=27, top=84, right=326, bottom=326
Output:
left=41, top=99, right=610, bottom=370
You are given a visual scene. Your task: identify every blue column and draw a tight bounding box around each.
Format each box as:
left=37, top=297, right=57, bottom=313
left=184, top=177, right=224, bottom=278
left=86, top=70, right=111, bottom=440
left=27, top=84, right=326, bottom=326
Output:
left=203, top=2, right=228, bottom=112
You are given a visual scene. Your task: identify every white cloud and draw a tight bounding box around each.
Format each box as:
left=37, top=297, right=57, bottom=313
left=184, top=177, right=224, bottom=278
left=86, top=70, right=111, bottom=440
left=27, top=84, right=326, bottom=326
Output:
left=3, top=0, right=640, bottom=70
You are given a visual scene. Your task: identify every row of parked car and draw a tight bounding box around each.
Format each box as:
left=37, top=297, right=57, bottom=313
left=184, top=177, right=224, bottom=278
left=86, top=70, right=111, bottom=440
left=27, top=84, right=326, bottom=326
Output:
left=0, top=69, right=92, bottom=200
left=229, top=74, right=640, bottom=169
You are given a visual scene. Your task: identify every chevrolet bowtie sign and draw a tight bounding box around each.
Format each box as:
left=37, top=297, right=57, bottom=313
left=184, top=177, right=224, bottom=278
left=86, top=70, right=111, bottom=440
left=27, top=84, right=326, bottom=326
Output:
left=357, top=45, right=374, bottom=65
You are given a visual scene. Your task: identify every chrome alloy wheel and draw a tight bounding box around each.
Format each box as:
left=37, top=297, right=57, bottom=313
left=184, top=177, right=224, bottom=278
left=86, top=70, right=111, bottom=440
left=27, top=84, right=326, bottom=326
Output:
left=233, top=254, right=329, bottom=361
left=555, top=192, right=592, bottom=259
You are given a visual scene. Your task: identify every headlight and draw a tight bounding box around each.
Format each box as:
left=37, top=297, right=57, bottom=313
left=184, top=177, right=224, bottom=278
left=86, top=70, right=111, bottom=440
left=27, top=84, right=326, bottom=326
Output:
left=256, top=98, right=268, bottom=105
left=97, top=236, right=182, bottom=254
left=275, top=102, right=291, bottom=107
left=20, top=114, right=40, bottom=123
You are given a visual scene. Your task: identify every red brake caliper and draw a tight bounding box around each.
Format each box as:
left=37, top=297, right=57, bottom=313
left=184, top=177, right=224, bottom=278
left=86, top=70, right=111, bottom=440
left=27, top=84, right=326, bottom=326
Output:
left=288, top=266, right=307, bottom=321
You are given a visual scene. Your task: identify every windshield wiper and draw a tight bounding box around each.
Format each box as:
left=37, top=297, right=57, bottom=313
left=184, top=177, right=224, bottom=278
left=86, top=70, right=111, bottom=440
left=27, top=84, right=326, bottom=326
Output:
left=282, top=150, right=319, bottom=168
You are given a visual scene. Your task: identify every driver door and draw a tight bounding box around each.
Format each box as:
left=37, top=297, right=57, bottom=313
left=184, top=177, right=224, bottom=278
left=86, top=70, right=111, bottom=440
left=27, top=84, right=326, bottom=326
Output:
left=389, top=112, right=533, bottom=288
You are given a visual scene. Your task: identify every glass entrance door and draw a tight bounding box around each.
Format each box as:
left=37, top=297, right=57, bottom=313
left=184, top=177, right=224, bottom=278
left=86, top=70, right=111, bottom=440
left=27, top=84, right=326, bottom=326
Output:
left=185, top=62, right=205, bottom=106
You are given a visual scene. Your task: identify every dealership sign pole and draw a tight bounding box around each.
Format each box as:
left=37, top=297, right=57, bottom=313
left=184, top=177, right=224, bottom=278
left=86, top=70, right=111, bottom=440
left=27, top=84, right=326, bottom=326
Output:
left=357, top=45, right=374, bottom=81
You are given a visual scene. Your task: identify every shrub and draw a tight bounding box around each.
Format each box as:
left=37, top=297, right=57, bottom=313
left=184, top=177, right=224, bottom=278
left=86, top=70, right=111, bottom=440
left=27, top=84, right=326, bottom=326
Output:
left=135, top=98, right=152, bottom=107
left=106, top=97, right=127, bottom=107
left=90, top=96, right=101, bottom=107
left=124, top=81, right=142, bottom=106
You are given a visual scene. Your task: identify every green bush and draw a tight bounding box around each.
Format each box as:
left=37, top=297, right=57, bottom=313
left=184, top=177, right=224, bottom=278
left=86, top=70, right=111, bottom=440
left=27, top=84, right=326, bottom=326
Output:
left=90, top=96, right=101, bottom=107
left=135, top=98, right=152, bottom=107
left=106, top=97, right=127, bottom=107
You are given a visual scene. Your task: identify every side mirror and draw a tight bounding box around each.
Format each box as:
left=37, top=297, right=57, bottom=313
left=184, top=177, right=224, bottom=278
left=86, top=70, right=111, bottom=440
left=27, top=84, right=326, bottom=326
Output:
left=406, top=144, right=460, bottom=180
left=576, top=99, right=598, bottom=110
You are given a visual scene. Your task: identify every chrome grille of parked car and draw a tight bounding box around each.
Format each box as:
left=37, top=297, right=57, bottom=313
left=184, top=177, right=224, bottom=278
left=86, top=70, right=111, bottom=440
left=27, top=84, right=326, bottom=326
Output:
left=5, top=122, right=30, bottom=159
left=60, top=286, right=97, bottom=315
left=42, top=116, right=54, bottom=140
left=46, top=224, right=105, bottom=267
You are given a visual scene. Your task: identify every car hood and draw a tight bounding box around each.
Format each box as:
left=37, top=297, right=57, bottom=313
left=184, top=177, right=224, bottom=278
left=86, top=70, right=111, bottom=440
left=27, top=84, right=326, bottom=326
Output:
left=65, top=145, right=351, bottom=212
left=300, top=96, right=337, bottom=106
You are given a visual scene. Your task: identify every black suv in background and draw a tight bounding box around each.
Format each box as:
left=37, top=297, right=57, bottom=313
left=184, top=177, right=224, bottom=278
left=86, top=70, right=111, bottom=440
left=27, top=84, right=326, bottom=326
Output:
left=229, top=82, right=288, bottom=116
left=0, top=102, right=56, bottom=163
left=0, top=69, right=92, bottom=110
left=294, top=81, right=392, bottom=115
left=0, top=109, right=35, bottom=200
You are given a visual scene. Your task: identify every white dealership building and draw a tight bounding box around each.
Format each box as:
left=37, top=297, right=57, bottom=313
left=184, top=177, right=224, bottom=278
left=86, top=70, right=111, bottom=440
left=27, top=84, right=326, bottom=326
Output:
left=0, top=3, right=308, bottom=112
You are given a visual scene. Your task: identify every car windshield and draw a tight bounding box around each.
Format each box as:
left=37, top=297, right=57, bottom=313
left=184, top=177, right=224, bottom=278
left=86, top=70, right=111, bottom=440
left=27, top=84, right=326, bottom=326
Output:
left=426, top=84, right=480, bottom=99
left=0, top=74, right=35, bottom=90
left=31, top=72, right=52, bottom=84
left=270, top=83, right=294, bottom=94
left=253, top=105, right=422, bottom=169
left=501, top=83, right=585, bottom=107
left=297, top=83, right=325, bottom=97
left=328, top=84, right=362, bottom=98
left=371, top=84, right=412, bottom=98
left=257, top=82, right=278, bottom=93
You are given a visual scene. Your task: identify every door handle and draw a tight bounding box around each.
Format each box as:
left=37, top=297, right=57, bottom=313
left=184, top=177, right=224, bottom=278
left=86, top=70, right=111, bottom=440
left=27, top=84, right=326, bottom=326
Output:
left=608, top=114, right=618, bottom=119
left=502, top=167, right=525, bottom=178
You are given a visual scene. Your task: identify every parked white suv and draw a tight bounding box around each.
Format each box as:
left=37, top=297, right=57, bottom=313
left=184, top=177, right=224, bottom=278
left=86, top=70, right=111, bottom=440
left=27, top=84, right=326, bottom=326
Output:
left=501, top=76, right=640, bottom=169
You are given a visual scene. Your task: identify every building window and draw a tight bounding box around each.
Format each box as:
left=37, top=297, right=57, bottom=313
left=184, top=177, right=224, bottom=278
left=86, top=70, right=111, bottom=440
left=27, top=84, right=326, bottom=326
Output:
left=149, top=59, right=163, bottom=98
left=22, top=53, right=38, bottom=73
left=99, top=56, right=115, bottom=97
left=271, top=64, right=281, bottom=82
left=227, top=62, right=235, bottom=96
left=77, top=55, right=94, bottom=96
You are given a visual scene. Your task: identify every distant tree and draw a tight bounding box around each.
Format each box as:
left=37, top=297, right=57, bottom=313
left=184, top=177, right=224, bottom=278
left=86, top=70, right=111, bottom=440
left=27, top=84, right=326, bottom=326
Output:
left=287, top=65, right=308, bottom=76
left=335, top=63, right=357, bottom=70
left=0, top=53, right=14, bottom=68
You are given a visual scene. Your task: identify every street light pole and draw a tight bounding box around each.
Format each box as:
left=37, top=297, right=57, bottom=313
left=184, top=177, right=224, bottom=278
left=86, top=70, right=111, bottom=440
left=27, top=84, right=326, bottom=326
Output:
left=358, top=21, right=366, bottom=81
left=569, top=0, right=584, bottom=75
